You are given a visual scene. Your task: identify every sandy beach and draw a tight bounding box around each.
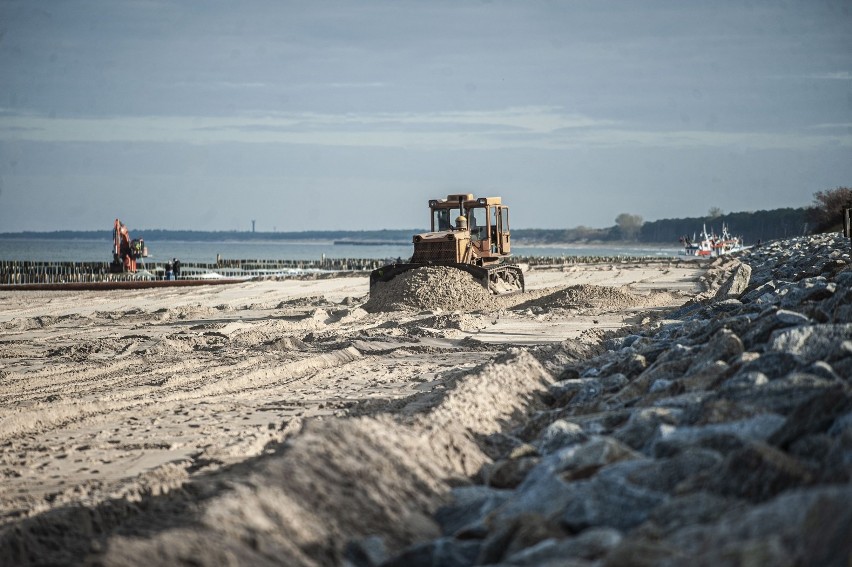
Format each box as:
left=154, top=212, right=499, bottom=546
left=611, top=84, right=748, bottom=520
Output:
left=0, top=260, right=700, bottom=560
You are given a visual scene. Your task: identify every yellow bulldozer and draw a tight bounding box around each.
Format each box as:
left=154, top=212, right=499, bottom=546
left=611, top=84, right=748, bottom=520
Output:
left=370, top=193, right=525, bottom=294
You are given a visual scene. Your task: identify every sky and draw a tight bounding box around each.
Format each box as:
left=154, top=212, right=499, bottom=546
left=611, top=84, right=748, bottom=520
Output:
left=0, top=0, right=850, bottom=233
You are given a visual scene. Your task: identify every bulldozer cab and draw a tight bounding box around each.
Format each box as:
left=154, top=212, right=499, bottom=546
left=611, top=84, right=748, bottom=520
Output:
left=468, top=202, right=511, bottom=258
left=433, top=208, right=452, bottom=232
left=428, top=194, right=511, bottom=261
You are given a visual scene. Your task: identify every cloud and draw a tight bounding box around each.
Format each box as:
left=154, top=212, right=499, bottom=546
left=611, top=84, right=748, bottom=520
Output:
left=808, top=122, right=852, bottom=130
left=316, top=82, right=389, bottom=89
left=173, top=81, right=270, bottom=89
left=1, top=106, right=849, bottom=152
left=807, top=72, right=852, bottom=80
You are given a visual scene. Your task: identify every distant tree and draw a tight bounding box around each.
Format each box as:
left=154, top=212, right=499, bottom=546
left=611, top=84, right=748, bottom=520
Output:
left=614, top=213, right=644, bottom=241
left=807, top=187, right=852, bottom=233
left=708, top=206, right=723, bottom=219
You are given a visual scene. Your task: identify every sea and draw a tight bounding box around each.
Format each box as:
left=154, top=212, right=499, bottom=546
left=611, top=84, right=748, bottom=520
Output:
left=0, top=238, right=683, bottom=264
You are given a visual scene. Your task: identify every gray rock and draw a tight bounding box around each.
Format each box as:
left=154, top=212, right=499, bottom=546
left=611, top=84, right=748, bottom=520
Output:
left=615, top=357, right=692, bottom=403
left=622, top=448, right=724, bottom=494
left=704, top=299, right=745, bottom=318
left=767, top=323, right=852, bottom=364
left=831, top=343, right=852, bottom=382
left=718, top=372, right=840, bottom=414
left=702, top=314, right=756, bottom=343
left=649, top=391, right=714, bottom=416
left=836, top=270, right=852, bottom=287
left=485, top=456, right=541, bottom=489
left=741, top=280, right=777, bottom=304
left=639, top=491, right=745, bottom=537
left=435, top=485, right=512, bottom=537
left=776, top=309, right=812, bottom=325
left=787, top=432, right=852, bottom=484
left=768, top=386, right=852, bottom=450
left=705, top=440, right=815, bottom=502
left=381, top=537, right=481, bottom=567
left=476, top=513, right=565, bottom=565
left=580, top=367, right=600, bottom=378
left=667, top=301, right=705, bottom=321
left=816, top=286, right=852, bottom=324
left=803, top=360, right=841, bottom=382
left=491, top=438, right=641, bottom=525
left=650, top=413, right=786, bottom=455
left=490, top=472, right=575, bottom=528
left=556, top=365, right=581, bottom=381
left=652, top=342, right=694, bottom=365
left=734, top=351, right=804, bottom=379
left=600, top=373, right=629, bottom=393
left=640, top=486, right=852, bottom=567
left=503, top=527, right=623, bottom=565
left=828, top=410, right=852, bottom=437
left=686, top=329, right=744, bottom=372
left=782, top=278, right=837, bottom=307
left=344, top=536, right=387, bottom=567
left=538, top=420, right=589, bottom=455
left=680, top=396, right=767, bottom=427
left=787, top=433, right=835, bottom=463
left=741, top=308, right=810, bottom=350
left=614, top=353, right=648, bottom=379
left=559, top=459, right=669, bottom=531
left=754, top=291, right=780, bottom=305
left=679, top=360, right=731, bottom=393
left=632, top=341, right=669, bottom=365
left=550, top=378, right=604, bottom=408
left=478, top=432, right=530, bottom=461
left=558, top=409, right=632, bottom=439
left=550, top=436, right=643, bottom=482
left=720, top=370, right=769, bottom=391
left=613, top=408, right=681, bottom=453
left=714, top=261, right=752, bottom=299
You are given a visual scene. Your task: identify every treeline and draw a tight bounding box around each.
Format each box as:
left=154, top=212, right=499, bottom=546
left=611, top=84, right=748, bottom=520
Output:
left=511, top=226, right=611, bottom=243
left=638, top=208, right=810, bottom=244
left=510, top=207, right=810, bottom=245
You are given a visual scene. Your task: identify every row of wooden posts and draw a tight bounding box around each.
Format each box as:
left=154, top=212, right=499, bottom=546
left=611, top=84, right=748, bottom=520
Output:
left=0, top=255, right=685, bottom=286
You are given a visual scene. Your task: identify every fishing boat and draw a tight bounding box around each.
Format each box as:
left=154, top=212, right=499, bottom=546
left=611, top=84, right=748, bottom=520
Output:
left=679, top=223, right=745, bottom=257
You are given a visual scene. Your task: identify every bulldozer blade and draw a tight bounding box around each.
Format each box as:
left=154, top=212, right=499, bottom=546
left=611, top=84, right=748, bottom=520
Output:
left=369, top=262, right=524, bottom=296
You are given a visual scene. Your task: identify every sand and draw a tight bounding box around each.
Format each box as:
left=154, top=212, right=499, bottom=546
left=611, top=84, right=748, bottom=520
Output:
left=0, top=260, right=705, bottom=565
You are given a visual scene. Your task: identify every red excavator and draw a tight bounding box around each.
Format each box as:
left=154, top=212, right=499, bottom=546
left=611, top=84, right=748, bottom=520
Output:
left=111, top=218, right=148, bottom=273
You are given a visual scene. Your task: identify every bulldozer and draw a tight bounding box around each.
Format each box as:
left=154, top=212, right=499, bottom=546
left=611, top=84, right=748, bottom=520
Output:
left=370, top=194, right=525, bottom=295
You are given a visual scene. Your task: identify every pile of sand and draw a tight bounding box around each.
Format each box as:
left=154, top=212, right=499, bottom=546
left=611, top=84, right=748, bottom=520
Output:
left=364, top=266, right=496, bottom=312
left=516, top=284, right=659, bottom=312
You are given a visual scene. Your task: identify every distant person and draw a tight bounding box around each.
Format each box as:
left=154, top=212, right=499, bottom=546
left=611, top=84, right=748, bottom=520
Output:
left=165, top=260, right=173, bottom=280
left=172, top=258, right=181, bottom=279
